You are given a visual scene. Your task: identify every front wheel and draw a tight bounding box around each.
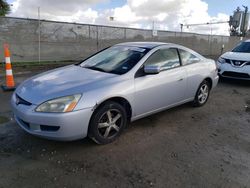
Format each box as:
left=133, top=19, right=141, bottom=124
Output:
left=193, top=80, right=210, bottom=107
left=88, top=101, right=127, bottom=144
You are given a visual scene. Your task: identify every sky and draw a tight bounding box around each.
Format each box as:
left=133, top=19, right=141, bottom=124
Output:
left=6, top=0, right=250, bottom=35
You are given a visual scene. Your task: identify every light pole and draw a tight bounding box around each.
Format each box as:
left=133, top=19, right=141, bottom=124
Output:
left=38, top=7, right=41, bottom=63
left=152, top=20, right=158, bottom=37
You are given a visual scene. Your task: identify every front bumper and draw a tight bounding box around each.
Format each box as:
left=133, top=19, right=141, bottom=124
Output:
left=11, top=94, right=93, bottom=141
left=217, top=62, right=250, bottom=80
left=213, top=75, right=219, bottom=89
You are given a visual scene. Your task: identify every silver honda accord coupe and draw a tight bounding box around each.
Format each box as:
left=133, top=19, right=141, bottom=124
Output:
left=11, top=42, right=219, bottom=144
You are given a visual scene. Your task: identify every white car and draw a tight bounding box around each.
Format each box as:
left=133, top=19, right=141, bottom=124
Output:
left=217, top=40, right=250, bottom=80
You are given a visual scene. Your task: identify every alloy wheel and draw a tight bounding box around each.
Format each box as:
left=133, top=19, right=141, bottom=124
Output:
left=97, top=109, right=123, bottom=139
left=198, top=84, right=209, bottom=104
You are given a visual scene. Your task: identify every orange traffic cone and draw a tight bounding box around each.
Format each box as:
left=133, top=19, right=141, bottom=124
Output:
left=1, top=44, right=16, bottom=91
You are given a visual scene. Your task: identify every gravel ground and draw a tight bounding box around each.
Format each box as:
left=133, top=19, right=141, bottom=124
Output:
left=0, top=67, right=250, bottom=188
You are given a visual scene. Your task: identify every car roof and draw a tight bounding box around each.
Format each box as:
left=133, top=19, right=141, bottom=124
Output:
left=244, top=39, right=250, bottom=42
left=116, top=42, right=168, bottom=49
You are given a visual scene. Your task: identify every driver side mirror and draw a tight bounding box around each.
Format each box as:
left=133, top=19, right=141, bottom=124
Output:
left=144, top=65, right=161, bottom=74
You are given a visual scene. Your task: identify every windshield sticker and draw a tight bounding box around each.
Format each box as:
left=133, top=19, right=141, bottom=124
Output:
left=130, top=47, right=146, bottom=52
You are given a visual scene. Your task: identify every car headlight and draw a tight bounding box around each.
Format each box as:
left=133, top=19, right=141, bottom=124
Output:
left=217, top=57, right=226, bottom=64
left=36, top=94, right=82, bottom=113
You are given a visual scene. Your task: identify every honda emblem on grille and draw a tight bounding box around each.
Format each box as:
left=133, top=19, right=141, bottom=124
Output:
left=235, top=61, right=241, bottom=66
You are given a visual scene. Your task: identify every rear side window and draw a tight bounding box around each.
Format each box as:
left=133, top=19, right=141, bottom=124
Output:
left=145, top=48, right=180, bottom=70
left=179, top=49, right=200, bottom=65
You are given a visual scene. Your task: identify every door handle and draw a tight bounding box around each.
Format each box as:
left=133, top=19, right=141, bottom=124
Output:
left=178, top=78, right=184, bottom=81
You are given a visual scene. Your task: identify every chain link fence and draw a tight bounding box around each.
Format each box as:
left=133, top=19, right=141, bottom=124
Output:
left=0, top=17, right=248, bottom=62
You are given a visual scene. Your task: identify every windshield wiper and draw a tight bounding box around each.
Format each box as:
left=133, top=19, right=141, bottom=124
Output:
left=83, top=66, right=107, bottom=73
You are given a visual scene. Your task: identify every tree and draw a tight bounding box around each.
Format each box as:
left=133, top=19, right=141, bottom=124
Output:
left=0, top=0, right=10, bottom=16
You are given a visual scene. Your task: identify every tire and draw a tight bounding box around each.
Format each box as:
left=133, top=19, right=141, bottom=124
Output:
left=88, top=101, right=127, bottom=144
left=193, top=80, right=211, bottom=107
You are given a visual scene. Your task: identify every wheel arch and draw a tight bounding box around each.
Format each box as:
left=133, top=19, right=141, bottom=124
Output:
left=92, top=96, right=132, bottom=122
left=204, top=77, right=213, bottom=89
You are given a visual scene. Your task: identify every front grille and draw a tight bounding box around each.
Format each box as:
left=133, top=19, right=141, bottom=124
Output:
left=16, top=94, right=32, bottom=106
left=222, top=71, right=250, bottom=78
left=225, top=59, right=250, bottom=67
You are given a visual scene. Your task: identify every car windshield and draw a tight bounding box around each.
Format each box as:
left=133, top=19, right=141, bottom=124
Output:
left=80, top=45, right=149, bottom=75
left=232, top=42, right=250, bottom=53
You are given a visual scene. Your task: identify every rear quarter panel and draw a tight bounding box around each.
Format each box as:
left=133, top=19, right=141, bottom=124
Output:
left=185, top=59, right=217, bottom=99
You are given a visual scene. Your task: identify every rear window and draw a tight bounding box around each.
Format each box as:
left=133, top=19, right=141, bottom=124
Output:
left=179, top=49, right=201, bottom=65
left=232, top=42, right=250, bottom=53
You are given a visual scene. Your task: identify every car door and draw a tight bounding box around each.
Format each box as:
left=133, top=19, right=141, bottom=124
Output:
left=133, top=48, right=187, bottom=117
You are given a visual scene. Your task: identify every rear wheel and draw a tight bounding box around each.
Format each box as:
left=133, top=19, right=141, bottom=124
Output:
left=88, top=101, right=127, bottom=144
left=193, top=80, right=210, bottom=107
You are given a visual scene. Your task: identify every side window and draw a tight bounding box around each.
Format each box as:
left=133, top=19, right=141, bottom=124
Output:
left=179, top=49, right=200, bottom=65
left=145, top=48, right=180, bottom=70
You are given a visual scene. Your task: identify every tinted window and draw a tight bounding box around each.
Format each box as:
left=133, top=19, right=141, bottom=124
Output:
left=179, top=49, right=200, bottom=65
left=80, top=46, right=149, bottom=75
left=145, top=48, right=180, bottom=70
left=232, top=42, right=250, bottom=53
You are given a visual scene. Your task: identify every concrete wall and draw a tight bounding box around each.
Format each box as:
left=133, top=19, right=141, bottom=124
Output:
left=0, top=17, right=248, bottom=62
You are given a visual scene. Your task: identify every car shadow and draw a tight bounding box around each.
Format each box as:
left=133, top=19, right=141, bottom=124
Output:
left=1, top=102, right=193, bottom=155
left=129, top=102, right=192, bottom=129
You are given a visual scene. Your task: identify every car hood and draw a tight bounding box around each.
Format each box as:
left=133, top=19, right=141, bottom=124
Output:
left=16, top=65, right=117, bottom=105
left=221, top=52, right=250, bottom=61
